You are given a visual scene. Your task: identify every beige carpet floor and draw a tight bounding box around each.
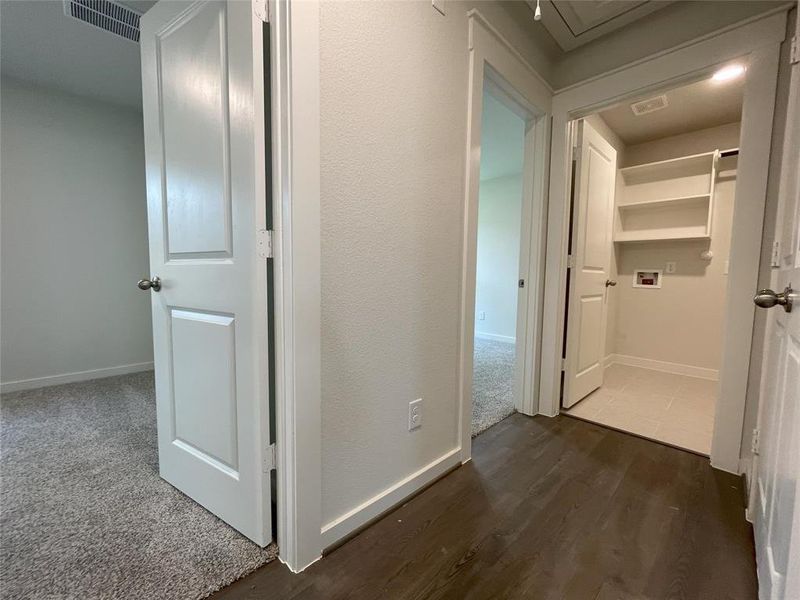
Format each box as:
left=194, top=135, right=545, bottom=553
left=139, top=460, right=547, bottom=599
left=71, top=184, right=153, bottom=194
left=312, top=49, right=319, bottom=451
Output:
left=0, top=371, right=277, bottom=600
left=472, top=337, right=516, bottom=436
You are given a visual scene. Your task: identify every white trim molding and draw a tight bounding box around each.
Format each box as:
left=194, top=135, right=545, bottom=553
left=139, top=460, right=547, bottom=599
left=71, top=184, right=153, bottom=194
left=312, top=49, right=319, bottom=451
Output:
left=320, top=448, right=461, bottom=549
left=605, top=354, right=719, bottom=381
left=0, top=362, right=154, bottom=394
left=475, top=332, right=516, bottom=344
left=270, top=0, right=323, bottom=573
left=538, top=10, right=789, bottom=478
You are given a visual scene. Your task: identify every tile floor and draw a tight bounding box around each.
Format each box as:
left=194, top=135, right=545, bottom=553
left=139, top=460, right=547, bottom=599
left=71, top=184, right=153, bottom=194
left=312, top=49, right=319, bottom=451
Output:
left=562, top=363, right=718, bottom=455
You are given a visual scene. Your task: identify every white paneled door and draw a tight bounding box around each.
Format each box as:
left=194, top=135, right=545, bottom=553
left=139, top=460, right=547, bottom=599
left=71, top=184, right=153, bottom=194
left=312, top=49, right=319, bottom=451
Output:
left=751, top=14, right=800, bottom=599
left=563, top=120, right=617, bottom=408
left=139, top=0, right=272, bottom=546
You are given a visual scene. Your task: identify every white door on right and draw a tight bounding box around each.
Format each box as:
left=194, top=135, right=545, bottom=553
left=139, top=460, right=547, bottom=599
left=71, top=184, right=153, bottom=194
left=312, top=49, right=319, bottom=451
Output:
left=751, top=13, right=800, bottom=598
left=563, top=120, right=617, bottom=408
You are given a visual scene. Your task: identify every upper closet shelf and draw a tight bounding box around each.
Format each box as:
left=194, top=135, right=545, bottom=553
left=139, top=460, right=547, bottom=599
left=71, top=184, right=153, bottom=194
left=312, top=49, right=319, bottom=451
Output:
left=619, top=151, right=716, bottom=186
left=614, top=150, right=719, bottom=244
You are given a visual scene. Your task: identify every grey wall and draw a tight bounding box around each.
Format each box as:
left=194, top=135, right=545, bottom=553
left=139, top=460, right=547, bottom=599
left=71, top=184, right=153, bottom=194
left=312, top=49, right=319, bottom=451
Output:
left=1, top=77, right=152, bottom=388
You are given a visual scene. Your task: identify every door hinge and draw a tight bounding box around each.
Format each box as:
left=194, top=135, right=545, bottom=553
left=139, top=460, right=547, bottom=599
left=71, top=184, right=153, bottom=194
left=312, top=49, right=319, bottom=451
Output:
left=257, top=229, right=273, bottom=259
left=567, top=254, right=575, bottom=268
left=772, top=240, right=781, bottom=268
left=254, top=0, right=269, bottom=23
left=790, top=34, right=799, bottom=65
left=561, top=358, right=567, bottom=371
left=263, top=442, right=277, bottom=472
left=751, top=428, right=760, bottom=456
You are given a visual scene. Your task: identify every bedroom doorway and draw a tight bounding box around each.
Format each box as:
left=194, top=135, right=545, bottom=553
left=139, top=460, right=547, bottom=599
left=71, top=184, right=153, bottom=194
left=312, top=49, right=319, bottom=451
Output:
left=471, top=84, right=528, bottom=437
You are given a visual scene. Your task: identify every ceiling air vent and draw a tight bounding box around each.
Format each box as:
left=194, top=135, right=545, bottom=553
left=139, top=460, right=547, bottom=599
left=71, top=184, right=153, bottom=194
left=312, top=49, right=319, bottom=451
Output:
left=63, top=0, right=142, bottom=43
left=630, top=95, right=669, bottom=116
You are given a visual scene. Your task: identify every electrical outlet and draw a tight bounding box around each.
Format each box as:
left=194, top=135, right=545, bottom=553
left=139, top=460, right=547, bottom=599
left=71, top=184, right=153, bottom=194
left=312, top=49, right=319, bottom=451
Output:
left=408, top=399, right=422, bottom=431
left=665, top=261, right=677, bottom=274
left=478, top=311, right=486, bottom=321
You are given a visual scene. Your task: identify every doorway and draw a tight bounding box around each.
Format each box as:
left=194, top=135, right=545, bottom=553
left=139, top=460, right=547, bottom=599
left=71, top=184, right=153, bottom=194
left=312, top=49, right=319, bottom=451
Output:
left=458, top=12, right=552, bottom=462
left=560, top=72, right=745, bottom=456
left=471, top=85, right=528, bottom=436
left=0, top=1, right=277, bottom=597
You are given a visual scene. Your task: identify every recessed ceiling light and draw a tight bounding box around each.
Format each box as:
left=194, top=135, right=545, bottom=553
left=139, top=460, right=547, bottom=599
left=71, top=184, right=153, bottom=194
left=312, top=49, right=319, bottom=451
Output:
left=712, top=64, right=745, bottom=83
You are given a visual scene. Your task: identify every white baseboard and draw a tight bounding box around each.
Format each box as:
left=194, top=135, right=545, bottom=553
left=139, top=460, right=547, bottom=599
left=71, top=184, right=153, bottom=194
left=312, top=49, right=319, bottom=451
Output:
left=1, top=362, right=154, bottom=394
left=605, top=353, right=719, bottom=381
left=320, top=447, right=462, bottom=548
left=475, top=332, right=515, bottom=344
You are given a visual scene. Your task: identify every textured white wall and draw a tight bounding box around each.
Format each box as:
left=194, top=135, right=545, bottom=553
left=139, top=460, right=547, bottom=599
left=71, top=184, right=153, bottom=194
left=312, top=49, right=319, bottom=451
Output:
left=319, top=1, right=556, bottom=526
left=1, top=77, right=152, bottom=387
left=475, top=174, right=523, bottom=341
left=611, top=123, right=741, bottom=371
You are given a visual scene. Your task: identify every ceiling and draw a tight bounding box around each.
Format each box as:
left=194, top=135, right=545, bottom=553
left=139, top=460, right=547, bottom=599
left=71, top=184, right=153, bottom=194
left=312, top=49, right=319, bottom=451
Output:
left=528, top=0, right=675, bottom=51
left=0, top=0, right=156, bottom=111
left=480, top=90, right=526, bottom=182
left=598, top=75, right=745, bottom=146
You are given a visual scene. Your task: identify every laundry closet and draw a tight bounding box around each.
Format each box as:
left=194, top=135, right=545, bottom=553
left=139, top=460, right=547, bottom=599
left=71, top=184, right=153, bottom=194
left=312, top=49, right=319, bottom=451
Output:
left=562, top=74, right=744, bottom=456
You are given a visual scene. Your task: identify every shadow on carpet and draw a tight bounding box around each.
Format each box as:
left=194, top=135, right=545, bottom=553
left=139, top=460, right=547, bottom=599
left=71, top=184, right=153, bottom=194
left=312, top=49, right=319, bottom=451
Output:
left=472, top=337, right=516, bottom=436
left=0, top=371, right=277, bottom=600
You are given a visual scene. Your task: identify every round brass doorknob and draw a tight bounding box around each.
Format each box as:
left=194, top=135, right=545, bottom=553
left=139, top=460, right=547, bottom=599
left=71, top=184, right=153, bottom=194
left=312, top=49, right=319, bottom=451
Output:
left=137, top=276, right=161, bottom=292
left=754, top=286, right=793, bottom=312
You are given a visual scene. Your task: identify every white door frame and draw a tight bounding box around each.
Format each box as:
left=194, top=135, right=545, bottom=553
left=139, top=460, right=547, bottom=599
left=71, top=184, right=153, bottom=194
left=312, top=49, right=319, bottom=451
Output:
left=458, top=10, right=552, bottom=463
left=538, top=9, right=789, bottom=474
left=268, top=0, right=323, bottom=573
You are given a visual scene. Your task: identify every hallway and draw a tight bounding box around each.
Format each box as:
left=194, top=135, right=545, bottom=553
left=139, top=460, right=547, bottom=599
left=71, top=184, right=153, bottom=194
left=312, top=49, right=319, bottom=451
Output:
left=214, top=414, right=757, bottom=599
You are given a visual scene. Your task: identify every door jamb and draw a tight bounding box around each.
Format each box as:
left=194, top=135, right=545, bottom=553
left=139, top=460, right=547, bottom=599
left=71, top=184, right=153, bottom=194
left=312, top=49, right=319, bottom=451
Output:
left=458, top=10, right=552, bottom=463
left=267, top=0, right=323, bottom=573
left=539, top=10, right=789, bottom=474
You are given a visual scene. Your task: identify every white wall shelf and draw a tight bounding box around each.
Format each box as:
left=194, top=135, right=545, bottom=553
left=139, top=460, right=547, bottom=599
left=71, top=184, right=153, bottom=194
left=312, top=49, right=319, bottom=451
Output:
left=614, top=150, right=719, bottom=243
left=614, top=231, right=712, bottom=243
left=617, top=193, right=711, bottom=210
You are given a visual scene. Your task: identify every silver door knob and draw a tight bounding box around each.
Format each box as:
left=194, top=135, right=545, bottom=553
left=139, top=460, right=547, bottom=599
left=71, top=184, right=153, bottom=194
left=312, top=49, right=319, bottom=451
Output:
left=605, top=280, right=617, bottom=287
left=137, top=276, right=161, bottom=292
left=753, top=286, right=793, bottom=312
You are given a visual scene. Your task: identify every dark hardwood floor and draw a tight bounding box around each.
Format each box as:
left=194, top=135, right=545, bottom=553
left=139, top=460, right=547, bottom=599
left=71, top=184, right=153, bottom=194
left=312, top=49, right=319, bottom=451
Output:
left=213, top=414, right=757, bottom=600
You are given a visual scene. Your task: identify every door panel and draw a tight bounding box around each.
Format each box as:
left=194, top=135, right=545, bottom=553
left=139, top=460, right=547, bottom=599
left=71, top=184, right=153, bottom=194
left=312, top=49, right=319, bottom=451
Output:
left=577, top=295, right=604, bottom=374
left=171, top=309, right=238, bottom=471
left=140, top=0, right=271, bottom=546
left=752, top=13, right=800, bottom=598
left=160, top=2, right=231, bottom=257
left=583, top=153, right=613, bottom=267
left=563, top=120, right=617, bottom=408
